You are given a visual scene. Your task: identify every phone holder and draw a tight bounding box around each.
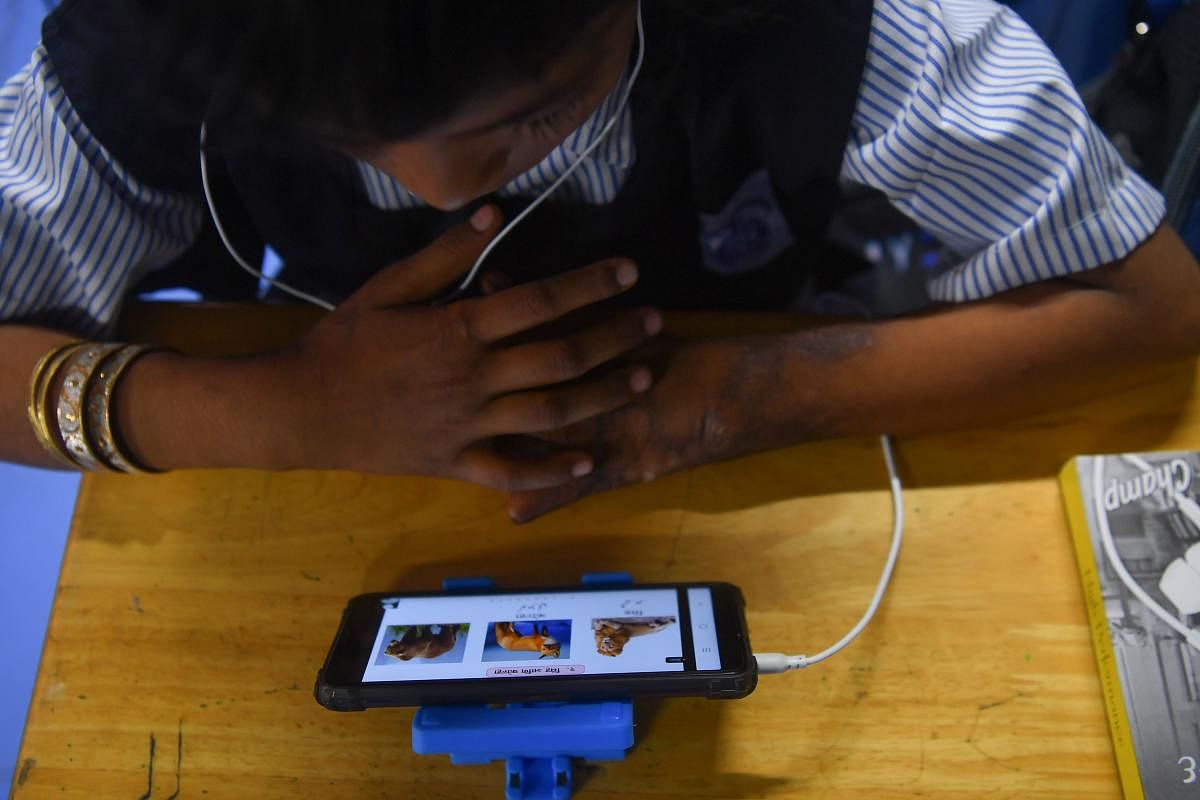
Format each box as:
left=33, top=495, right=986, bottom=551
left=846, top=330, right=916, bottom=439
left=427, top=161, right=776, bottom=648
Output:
left=410, top=572, right=637, bottom=800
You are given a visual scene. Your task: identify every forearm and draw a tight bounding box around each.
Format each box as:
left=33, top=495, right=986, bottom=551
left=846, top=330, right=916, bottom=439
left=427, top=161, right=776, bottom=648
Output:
left=764, top=298, right=1164, bottom=441
left=0, top=323, right=306, bottom=472
left=114, top=348, right=308, bottom=472
left=737, top=225, right=1200, bottom=444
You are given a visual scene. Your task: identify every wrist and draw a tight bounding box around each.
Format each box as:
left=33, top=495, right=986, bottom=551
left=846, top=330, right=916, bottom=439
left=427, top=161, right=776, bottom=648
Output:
left=708, top=330, right=867, bottom=454
left=115, top=349, right=309, bottom=471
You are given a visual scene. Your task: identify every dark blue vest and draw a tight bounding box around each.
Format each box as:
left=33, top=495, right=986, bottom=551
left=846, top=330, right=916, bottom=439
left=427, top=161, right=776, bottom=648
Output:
left=42, top=0, right=873, bottom=310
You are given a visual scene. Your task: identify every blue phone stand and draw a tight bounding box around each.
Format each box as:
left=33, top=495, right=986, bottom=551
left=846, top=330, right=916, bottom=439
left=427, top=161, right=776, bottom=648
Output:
left=410, top=572, right=637, bottom=800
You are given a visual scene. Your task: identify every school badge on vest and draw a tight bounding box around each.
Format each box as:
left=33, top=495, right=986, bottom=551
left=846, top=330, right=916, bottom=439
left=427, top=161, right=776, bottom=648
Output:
left=697, top=169, right=796, bottom=275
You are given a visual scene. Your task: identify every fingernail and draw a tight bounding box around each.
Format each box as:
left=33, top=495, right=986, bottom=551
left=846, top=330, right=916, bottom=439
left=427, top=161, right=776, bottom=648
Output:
left=572, top=460, right=594, bottom=477
left=643, top=310, right=662, bottom=336
left=470, top=205, right=494, bottom=232
left=630, top=367, right=652, bottom=393
left=616, top=261, right=638, bottom=287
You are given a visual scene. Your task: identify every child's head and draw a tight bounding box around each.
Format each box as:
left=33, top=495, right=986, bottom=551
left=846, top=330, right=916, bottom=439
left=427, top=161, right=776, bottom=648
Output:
left=152, top=1, right=637, bottom=209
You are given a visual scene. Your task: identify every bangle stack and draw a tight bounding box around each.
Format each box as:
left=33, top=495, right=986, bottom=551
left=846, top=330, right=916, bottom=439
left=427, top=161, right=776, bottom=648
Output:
left=27, top=342, right=160, bottom=473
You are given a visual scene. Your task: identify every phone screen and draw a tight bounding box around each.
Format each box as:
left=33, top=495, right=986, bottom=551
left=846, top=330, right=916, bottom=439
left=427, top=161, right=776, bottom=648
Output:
left=361, top=586, right=722, bottom=683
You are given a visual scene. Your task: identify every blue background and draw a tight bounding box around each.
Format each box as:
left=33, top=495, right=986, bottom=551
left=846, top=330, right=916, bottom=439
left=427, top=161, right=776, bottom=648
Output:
left=1, top=0, right=79, bottom=792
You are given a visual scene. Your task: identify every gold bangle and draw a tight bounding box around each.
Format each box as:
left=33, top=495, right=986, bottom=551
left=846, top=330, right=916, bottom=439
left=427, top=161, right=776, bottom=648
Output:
left=56, top=343, right=123, bottom=471
left=27, top=342, right=85, bottom=469
left=86, top=345, right=160, bottom=474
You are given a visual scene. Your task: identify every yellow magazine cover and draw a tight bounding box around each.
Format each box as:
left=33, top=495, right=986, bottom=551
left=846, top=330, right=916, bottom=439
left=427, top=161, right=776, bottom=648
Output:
left=1060, top=451, right=1200, bottom=799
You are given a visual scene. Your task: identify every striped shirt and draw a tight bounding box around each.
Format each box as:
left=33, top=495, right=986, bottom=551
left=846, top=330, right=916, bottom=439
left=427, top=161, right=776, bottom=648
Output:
left=0, top=0, right=1166, bottom=336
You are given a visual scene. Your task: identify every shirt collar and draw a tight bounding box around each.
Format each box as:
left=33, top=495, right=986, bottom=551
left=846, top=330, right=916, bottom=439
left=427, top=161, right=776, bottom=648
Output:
left=561, top=62, right=634, bottom=168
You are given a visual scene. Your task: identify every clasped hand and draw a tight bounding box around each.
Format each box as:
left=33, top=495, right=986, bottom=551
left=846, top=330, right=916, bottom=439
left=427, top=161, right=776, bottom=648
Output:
left=282, top=205, right=662, bottom=491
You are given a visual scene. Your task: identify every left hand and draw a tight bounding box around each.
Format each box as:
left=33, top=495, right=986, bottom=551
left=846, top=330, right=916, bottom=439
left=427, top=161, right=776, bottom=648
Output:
left=504, top=335, right=785, bottom=522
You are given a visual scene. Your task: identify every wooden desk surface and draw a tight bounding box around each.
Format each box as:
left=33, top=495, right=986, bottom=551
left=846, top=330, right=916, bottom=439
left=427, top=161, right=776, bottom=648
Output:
left=12, top=304, right=1200, bottom=799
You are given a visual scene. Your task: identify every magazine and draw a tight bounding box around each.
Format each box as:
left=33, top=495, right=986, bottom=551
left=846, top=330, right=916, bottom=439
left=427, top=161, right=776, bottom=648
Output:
left=1060, top=451, right=1200, bottom=799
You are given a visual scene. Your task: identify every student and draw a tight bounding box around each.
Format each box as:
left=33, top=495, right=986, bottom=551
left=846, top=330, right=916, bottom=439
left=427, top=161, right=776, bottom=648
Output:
left=2, top=0, right=1198, bottom=522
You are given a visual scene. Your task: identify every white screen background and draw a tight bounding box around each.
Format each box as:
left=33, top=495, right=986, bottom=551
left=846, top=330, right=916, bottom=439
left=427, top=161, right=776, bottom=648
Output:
left=362, top=588, right=711, bottom=683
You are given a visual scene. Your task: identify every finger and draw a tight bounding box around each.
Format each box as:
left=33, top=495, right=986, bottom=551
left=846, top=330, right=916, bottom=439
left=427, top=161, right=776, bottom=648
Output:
left=466, top=258, right=639, bottom=342
left=508, top=450, right=651, bottom=522
left=481, top=308, right=662, bottom=393
left=479, top=366, right=653, bottom=436
left=479, top=270, right=514, bottom=295
left=352, top=205, right=502, bottom=307
left=455, top=443, right=595, bottom=493
left=507, top=484, right=586, bottom=524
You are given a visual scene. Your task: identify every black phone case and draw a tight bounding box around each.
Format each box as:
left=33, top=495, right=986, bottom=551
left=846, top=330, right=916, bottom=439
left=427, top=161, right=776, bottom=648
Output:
left=314, top=584, right=757, bottom=710
left=315, top=670, right=758, bottom=711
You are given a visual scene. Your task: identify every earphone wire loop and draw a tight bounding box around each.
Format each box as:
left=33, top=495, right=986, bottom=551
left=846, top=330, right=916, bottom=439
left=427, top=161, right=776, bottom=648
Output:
left=198, top=124, right=336, bottom=311
left=199, top=0, right=645, bottom=310
left=453, top=0, right=646, bottom=294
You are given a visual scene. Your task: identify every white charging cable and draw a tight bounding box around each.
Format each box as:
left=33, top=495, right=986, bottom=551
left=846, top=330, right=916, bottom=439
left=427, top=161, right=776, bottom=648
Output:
left=198, top=1, right=645, bottom=310
left=754, top=434, right=905, bottom=674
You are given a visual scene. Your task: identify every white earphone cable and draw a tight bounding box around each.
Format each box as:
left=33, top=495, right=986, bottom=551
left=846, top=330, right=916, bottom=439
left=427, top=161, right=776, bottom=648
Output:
left=198, top=123, right=336, bottom=311
left=198, top=1, right=645, bottom=308
left=452, top=0, right=646, bottom=294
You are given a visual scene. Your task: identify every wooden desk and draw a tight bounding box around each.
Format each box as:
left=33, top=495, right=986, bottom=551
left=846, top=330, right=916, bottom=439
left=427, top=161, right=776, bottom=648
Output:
left=12, top=304, right=1200, bottom=799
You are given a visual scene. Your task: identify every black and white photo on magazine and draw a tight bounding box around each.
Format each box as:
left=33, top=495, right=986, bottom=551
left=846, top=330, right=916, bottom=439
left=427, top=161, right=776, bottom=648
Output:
left=1079, top=451, right=1200, bottom=798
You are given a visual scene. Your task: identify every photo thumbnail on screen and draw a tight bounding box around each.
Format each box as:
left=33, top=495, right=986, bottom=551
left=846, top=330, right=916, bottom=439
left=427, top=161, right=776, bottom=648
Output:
left=592, top=617, right=676, bottom=657
left=374, top=623, right=470, bottom=665
left=484, top=620, right=572, bottom=661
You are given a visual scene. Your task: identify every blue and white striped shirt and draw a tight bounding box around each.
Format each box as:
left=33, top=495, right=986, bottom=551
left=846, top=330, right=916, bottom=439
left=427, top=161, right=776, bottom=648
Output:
left=0, top=52, right=201, bottom=334
left=0, top=0, right=1166, bottom=335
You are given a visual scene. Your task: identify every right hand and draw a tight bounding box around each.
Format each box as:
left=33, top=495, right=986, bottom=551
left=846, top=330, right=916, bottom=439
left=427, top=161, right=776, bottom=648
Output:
left=282, top=205, right=662, bottom=489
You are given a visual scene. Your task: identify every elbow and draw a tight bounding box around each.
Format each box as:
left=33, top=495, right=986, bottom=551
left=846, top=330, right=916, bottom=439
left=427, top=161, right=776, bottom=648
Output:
left=1087, top=225, right=1200, bottom=359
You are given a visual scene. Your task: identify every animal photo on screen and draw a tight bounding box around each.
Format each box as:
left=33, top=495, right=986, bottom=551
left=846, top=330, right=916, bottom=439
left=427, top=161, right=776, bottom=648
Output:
left=377, top=623, right=470, bottom=664
left=483, top=620, right=572, bottom=661
left=592, top=617, right=676, bottom=657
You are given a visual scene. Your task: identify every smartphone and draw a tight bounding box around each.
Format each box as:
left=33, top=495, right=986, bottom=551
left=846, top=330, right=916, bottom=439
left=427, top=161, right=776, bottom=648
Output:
left=315, top=581, right=756, bottom=709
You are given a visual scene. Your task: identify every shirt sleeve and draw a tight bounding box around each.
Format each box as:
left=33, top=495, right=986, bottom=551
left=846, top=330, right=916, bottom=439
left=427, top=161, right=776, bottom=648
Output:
left=841, top=0, right=1167, bottom=303
left=0, top=44, right=203, bottom=337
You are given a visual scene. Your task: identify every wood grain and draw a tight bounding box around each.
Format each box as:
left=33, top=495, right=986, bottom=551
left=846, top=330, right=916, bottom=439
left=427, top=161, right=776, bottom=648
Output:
left=12, top=304, right=1200, bottom=798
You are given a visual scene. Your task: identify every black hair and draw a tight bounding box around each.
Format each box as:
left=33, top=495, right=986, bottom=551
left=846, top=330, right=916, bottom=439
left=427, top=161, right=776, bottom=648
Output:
left=139, top=1, right=630, bottom=148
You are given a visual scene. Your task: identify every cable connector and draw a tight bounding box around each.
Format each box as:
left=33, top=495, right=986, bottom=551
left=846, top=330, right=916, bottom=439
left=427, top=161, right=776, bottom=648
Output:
left=754, top=652, right=810, bottom=674
left=752, top=435, right=905, bottom=677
